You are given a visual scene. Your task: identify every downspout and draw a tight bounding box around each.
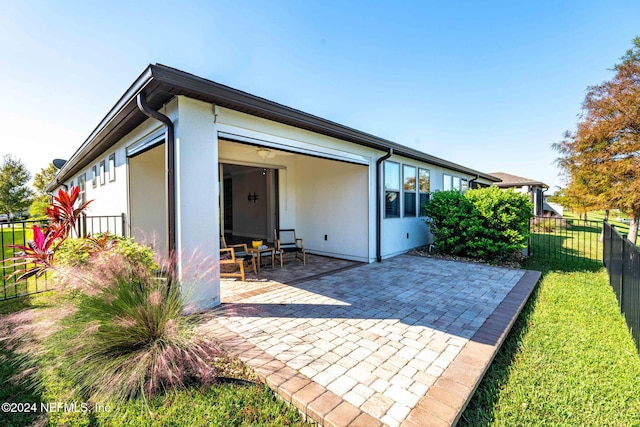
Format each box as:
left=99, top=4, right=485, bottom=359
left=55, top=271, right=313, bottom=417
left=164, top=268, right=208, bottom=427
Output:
left=468, top=174, right=479, bottom=189
left=376, top=148, right=393, bottom=262
left=136, top=92, right=176, bottom=256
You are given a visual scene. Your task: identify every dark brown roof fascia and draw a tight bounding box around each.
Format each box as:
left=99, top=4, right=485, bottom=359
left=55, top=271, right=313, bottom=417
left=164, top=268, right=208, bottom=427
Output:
left=46, top=66, right=156, bottom=192
left=150, top=65, right=498, bottom=181
left=49, top=64, right=498, bottom=190
left=495, top=181, right=549, bottom=189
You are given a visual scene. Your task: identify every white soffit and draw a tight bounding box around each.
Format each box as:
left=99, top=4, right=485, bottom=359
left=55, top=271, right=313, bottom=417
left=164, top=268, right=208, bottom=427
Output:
left=217, top=127, right=370, bottom=166
left=126, top=127, right=165, bottom=157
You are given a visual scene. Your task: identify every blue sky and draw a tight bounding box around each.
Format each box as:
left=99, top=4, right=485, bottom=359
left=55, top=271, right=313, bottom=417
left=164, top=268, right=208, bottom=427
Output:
left=1, top=1, right=639, bottom=191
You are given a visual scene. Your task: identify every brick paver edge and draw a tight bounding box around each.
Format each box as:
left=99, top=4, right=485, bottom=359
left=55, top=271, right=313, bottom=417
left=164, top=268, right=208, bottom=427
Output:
left=209, top=320, right=371, bottom=426
left=402, top=269, right=541, bottom=427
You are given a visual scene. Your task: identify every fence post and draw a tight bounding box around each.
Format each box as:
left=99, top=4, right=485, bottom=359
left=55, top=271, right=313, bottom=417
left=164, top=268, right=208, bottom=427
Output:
left=121, top=213, right=127, bottom=238
left=621, top=234, right=626, bottom=312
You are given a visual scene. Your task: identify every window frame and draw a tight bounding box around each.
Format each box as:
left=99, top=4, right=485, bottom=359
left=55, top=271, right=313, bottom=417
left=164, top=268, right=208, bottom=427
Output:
left=100, top=160, right=106, bottom=185
left=403, top=165, right=417, bottom=217
left=92, top=165, right=98, bottom=188
left=78, top=173, right=86, bottom=204
left=108, top=153, right=116, bottom=182
left=419, top=168, right=430, bottom=216
left=453, top=176, right=461, bottom=191
left=384, top=161, right=401, bottom=218
left=443, top=174, right=452, bottom=191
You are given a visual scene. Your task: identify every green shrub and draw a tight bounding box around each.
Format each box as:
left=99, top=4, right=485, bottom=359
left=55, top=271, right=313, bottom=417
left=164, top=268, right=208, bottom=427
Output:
left=425, top=187, right=532, bottom=261
left=56, top=234, right=156, bottom=270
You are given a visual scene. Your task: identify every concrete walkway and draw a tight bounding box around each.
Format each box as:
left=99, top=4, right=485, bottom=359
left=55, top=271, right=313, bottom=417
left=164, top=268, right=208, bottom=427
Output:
left=199, top=255, right=540, bottom=426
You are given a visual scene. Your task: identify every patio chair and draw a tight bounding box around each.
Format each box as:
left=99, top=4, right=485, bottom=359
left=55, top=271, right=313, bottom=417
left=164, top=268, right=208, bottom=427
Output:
left=219, top=248, right=247, bottom=281
left=220, top=236, right=257, bottom=278
left=274, top=228, right=306, bottom=266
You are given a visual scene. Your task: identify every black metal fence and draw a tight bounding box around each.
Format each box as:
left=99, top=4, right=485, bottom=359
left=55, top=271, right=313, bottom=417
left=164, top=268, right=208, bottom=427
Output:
left=1, top=214, right=126, bottom=301
left=603, top=221, right=640, bottom=354
left=528, top=216, right=603, bottom=267
left=77, top=214, right=127, bottom=238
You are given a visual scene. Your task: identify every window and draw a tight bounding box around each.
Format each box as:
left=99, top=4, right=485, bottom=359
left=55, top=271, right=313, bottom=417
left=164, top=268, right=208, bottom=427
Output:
left=461, top=179, right=468, bottom=192
left=403, top=165, right=416, bottom=217
left=453, top=176, right=461, bottom=191
left=108, top=153, right=116, bottom=182
left=443, top=174, right=452, bottom=191
left=419, top=168, right=430, bottom=216
left=100, top=160, right=106, bottom=185
left=92, top=165, right=97, bottom=188
left=384, top=161, right=400, bottom=218
left=78, top=174, right=86, bottom=204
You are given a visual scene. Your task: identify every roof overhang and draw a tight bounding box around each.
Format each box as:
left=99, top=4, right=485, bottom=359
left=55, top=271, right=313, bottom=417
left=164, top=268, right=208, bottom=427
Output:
left=494, top=181, right=549, bottom=189
left=48, top=64, right=499, bottom=191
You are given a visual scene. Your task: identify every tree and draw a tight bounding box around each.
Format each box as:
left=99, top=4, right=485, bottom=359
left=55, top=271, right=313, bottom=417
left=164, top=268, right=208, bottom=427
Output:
left=29, top=163, right=58, bottom=218
left=0, top=154, right=34, bottom=218
left=554, top=37, right=640, bottom=243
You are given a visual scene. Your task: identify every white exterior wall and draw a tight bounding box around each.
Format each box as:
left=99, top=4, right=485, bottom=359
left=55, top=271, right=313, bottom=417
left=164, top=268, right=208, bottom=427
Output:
left=63, top=115, right=166, bottom=237
left=173, top=96, right=220, bottom=310
left=215, top=107, right=379, bottom=262
left=59, top=94, right=498, bottom=309
left=129, top=144, right=166, bottom=253
left=66, top=147, right=128, bottom=220
left=295, top=156, right=369, bottom=261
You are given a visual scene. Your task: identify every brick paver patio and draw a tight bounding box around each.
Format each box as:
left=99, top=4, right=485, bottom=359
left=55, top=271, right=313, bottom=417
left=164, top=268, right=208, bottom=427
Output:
left=199, top=254, right=539, bottom=426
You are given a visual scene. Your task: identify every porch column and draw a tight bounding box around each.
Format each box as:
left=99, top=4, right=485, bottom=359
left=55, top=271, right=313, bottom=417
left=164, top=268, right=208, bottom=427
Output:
left=174, top=96, right=220, bottom=310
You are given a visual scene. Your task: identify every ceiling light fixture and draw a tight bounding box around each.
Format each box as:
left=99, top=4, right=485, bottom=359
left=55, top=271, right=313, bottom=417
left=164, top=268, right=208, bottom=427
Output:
left=256, top=147, right=276, bottom=159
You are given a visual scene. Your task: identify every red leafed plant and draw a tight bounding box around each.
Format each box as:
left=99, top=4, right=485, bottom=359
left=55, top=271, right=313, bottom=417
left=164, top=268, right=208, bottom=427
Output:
left=47, top=186, right=93, bottom=239
left=3, top=186, right=93, bottom=281
left=6, top=225, right=62, bottom=281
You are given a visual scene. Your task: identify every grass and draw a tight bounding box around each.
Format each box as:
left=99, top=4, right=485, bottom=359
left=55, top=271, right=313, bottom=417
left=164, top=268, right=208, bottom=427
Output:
left=1, top=224, right=53, bottom=300
left=563, top=210, right=635, bottom=241
left=459, top=250, right=640, bottom=425
left=529, top=217, right=603, bottom=266
left=3, top=214, right=640, bottom=426
left=0, top=291, right=313, bottom=427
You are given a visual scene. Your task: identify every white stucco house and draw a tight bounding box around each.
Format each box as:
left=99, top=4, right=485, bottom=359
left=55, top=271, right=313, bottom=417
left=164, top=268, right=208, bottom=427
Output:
left=47, top=64, right=498, bottom=310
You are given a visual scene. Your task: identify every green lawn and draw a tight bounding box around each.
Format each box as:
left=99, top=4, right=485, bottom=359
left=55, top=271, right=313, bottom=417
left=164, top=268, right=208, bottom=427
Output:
left=1, top=225, right=52, bottom=300
left=3, top=217, right=640, bottom=426
left=1, top=223, right=33, bottom=260
left=459, top=255, right=640, bottom=425
left=563, top=210, right=636, bottom=242
left=0, top=293, right=313, bottom=427
left=529, top=216, right=603, bottom=266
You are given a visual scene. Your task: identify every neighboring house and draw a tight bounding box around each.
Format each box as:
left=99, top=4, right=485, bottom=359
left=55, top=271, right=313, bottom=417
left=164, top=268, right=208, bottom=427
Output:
left=47, top=64, right=498, bottom=309
left=543, top=195, right=564, bottom=217
left=491, top=172, right=550, bottom=216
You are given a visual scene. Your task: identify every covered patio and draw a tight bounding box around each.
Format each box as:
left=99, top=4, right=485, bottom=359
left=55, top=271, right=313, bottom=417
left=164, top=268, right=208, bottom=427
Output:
left=201, top=255, right=540, bottom=426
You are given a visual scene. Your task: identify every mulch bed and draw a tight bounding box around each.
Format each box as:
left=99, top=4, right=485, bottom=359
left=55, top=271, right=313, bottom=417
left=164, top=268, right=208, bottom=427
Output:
left=408, top=246, right=526, bottom=269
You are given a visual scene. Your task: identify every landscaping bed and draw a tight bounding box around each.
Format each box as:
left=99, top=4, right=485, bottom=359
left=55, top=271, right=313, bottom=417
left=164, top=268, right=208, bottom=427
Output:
left=0, top=292, right=313, bottom=427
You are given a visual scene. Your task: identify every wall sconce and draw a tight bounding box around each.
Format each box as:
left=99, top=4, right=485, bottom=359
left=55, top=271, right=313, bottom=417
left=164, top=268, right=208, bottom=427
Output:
left=248, top=192, right=259, bottom=203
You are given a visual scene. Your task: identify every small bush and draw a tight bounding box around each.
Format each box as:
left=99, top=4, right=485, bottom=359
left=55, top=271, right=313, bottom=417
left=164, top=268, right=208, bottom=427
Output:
left=56, top=234, right=156, bottom=270
left=425, top=187, right=532, bottom=261
left=51, top=253, right=220, bottom=404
